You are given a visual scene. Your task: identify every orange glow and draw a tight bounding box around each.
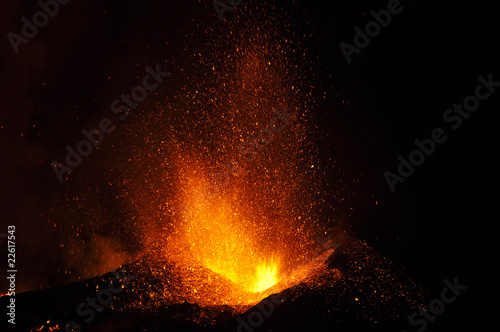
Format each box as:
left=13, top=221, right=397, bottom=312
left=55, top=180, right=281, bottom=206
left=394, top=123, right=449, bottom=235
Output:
left=31, top=323, right=62, bottom=332
left=123, top=15, right=334, bottom=309
left=149, top=154, right=336, bottom=307
left=173, top=167, right=284, bottom=303
left=252, top=257, right=280, bottom=293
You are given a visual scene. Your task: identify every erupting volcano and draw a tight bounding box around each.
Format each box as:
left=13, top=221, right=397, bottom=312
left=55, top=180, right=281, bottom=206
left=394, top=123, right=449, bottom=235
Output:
left=3, top=7, right=429, bottom=332
left=121, top=14, right=331, bottom=308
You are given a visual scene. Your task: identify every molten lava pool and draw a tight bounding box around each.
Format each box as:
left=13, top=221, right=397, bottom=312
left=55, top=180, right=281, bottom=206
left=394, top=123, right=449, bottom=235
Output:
left=127, top=166, right=339, bottom=307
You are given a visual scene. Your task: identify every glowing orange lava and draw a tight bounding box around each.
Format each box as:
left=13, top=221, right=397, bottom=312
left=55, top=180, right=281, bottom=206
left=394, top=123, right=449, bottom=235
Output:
left=173, top=167, right=284, bottom=303
left=128, top=14, right=332, bottom=308
left=252, top=256, right=280, bottom=293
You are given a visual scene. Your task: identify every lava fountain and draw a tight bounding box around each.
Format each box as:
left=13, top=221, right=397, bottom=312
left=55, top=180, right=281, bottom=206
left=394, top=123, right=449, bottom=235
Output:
left=126, top=13, right=328, bottom=308
left=176, top=164, right=285, bottom=301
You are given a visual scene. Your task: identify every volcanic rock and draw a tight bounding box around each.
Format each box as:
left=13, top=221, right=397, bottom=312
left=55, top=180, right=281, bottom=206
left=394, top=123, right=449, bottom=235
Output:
left=1, top=236, right=427, bottom=332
